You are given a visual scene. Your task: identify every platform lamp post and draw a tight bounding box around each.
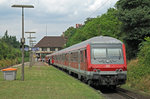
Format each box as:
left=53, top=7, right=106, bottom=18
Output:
left=25, top=32, right=36, bottom=68
left=11, top=5, right=34, bottom=81
left=30, top=40, right=36, bottom=66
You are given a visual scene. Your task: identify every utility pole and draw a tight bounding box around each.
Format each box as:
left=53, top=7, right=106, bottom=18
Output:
left=25, top=32, right=36, bottom=68
left=12, top=5, right=34, bottom=81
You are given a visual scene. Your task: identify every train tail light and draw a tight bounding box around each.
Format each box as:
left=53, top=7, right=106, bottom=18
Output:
left=93, top=69, right=97, bottom=72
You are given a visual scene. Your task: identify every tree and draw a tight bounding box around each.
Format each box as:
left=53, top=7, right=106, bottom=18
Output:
left=116, top=0, right=150, bottom=59
left=64, top=8, right=122, bottom=47
left=63, top=27, right=76, bottom=47
left=2, top=30, right=20, bottom=48
left=0, top=31, right=22, bottom=60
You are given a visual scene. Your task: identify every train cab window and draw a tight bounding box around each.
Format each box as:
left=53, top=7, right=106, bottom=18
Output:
left=91, top=46, right=124, bottom=64
left=92, top=48, right=106, bottom=59
left=107, top=48, right=122, bottom=59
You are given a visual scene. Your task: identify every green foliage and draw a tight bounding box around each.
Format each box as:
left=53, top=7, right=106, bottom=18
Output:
left=0, top=41, right=21, bottom=60
left=138, top=37, right=150, bottom=67
left=63, top=27, right=76, bottom=47
left=0, top=31, right=23, bottom=68
left=126, top=38, right=150, bottom=92
left=0, top=59, right=19, bottom=69
left=64, top=8, right=122, bottom=47
left=128, top=37, right=150, bottom=79
left=2, top=30, right=20, bottom=48
left=116, top=0, right=150, bottom=59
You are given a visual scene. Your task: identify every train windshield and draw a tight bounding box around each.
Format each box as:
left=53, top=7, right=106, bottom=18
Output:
left=92, top=48, right=107, bottom=59
left=107, top=48, right=122, bottom=59
left=91, top=45, right=124, bottom=64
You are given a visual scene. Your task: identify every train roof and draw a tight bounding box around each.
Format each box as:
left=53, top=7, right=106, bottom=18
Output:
left=47, top=36, right=123, bottom=56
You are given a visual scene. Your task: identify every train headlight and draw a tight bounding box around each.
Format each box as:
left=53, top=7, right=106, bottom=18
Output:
left=119, top=69, right=123, bottom=72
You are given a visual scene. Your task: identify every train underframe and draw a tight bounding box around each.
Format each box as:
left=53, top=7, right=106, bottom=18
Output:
left=51, top=63, right=126, bottom=88
left=86, top=73, right=127, bottom=88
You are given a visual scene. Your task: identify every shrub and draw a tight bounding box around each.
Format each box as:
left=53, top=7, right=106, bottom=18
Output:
left=126, top=37, right=150, bottom=92
left=0, top=58, right=20, bottom=69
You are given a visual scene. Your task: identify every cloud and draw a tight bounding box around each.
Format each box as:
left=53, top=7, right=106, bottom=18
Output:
left=0, top=0, right=119, bottom=44
left=1, top=0, right=118, bottom=23
left=0, top=0, right=6, bottom=4
left=88, top=0, right=103, bottom=11
left=38, top=0, right=90, bottom=14
left=87, top=0, right=118, bottom=11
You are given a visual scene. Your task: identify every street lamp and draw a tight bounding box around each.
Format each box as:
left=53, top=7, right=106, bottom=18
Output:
left=12, top=5, right=34, bottom=81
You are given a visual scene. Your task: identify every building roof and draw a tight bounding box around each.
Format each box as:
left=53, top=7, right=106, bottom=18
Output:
left=35, top=36, right=66, bottom=48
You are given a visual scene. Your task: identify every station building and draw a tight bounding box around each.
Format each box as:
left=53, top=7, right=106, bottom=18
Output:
left=34, top=36, right=66, bottom=60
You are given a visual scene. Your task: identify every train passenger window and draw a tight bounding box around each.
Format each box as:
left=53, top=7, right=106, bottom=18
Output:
left=72, top=52, right=78, bottom=62
left=62, top=54, right=64, bottom=61
left=80, top=51, right=83, bottom=62
left=61, top=55, right=63, bottom=60
left=58, top=55, right=60, bottom=60
left=85, top=50, right=87, bottom=58
left=63, top=54, right=66, bottom=61
left=70, top=53, right=73, bottom=62
left=92, top=48, right=106, bottom=59
left=65, top=54, right=68, bottom=61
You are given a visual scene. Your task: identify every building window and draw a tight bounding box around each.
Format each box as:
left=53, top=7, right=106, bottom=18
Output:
left=50, top=47, right=55, bottom=51
left=42, top=48, right=47, bottom=51
left=58, top=47, right=61, bottom=51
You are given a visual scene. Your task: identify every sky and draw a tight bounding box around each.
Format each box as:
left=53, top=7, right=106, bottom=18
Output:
left=0, top=0, right=118, bottom=45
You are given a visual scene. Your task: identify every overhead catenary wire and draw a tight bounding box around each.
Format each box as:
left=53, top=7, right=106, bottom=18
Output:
left=81, top=0, right=110, bottom=23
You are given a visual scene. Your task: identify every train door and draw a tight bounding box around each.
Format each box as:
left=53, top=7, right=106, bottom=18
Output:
left=84, top=49, right=88, bottom=71
left=78, top=50, right=81, bottom=79
left=69, top=52, right=71, bottom=67
left=79, top=49, right=87, bottom=71
left=68, top=52, right=71, bottom=74
left=78, top=50, right=81, bottom=72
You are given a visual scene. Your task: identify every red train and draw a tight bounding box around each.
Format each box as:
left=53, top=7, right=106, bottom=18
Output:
left=45, top=36, right=127, bottom=88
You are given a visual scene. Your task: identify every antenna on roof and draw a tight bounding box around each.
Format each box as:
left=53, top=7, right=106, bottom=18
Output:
left=46, top=24, right=47, bottom=36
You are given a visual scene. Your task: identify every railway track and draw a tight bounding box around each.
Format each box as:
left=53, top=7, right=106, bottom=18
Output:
left=116, top=88, right=137, bottom=99
left=100, top=87, right=150, bottom=99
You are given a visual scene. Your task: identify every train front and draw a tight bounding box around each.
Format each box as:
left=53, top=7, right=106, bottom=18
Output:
left=88, top=43, right=127, bottom=87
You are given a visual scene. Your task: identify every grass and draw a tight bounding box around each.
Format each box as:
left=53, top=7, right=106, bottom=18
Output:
left=0, top=64, right=103, bottom=99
